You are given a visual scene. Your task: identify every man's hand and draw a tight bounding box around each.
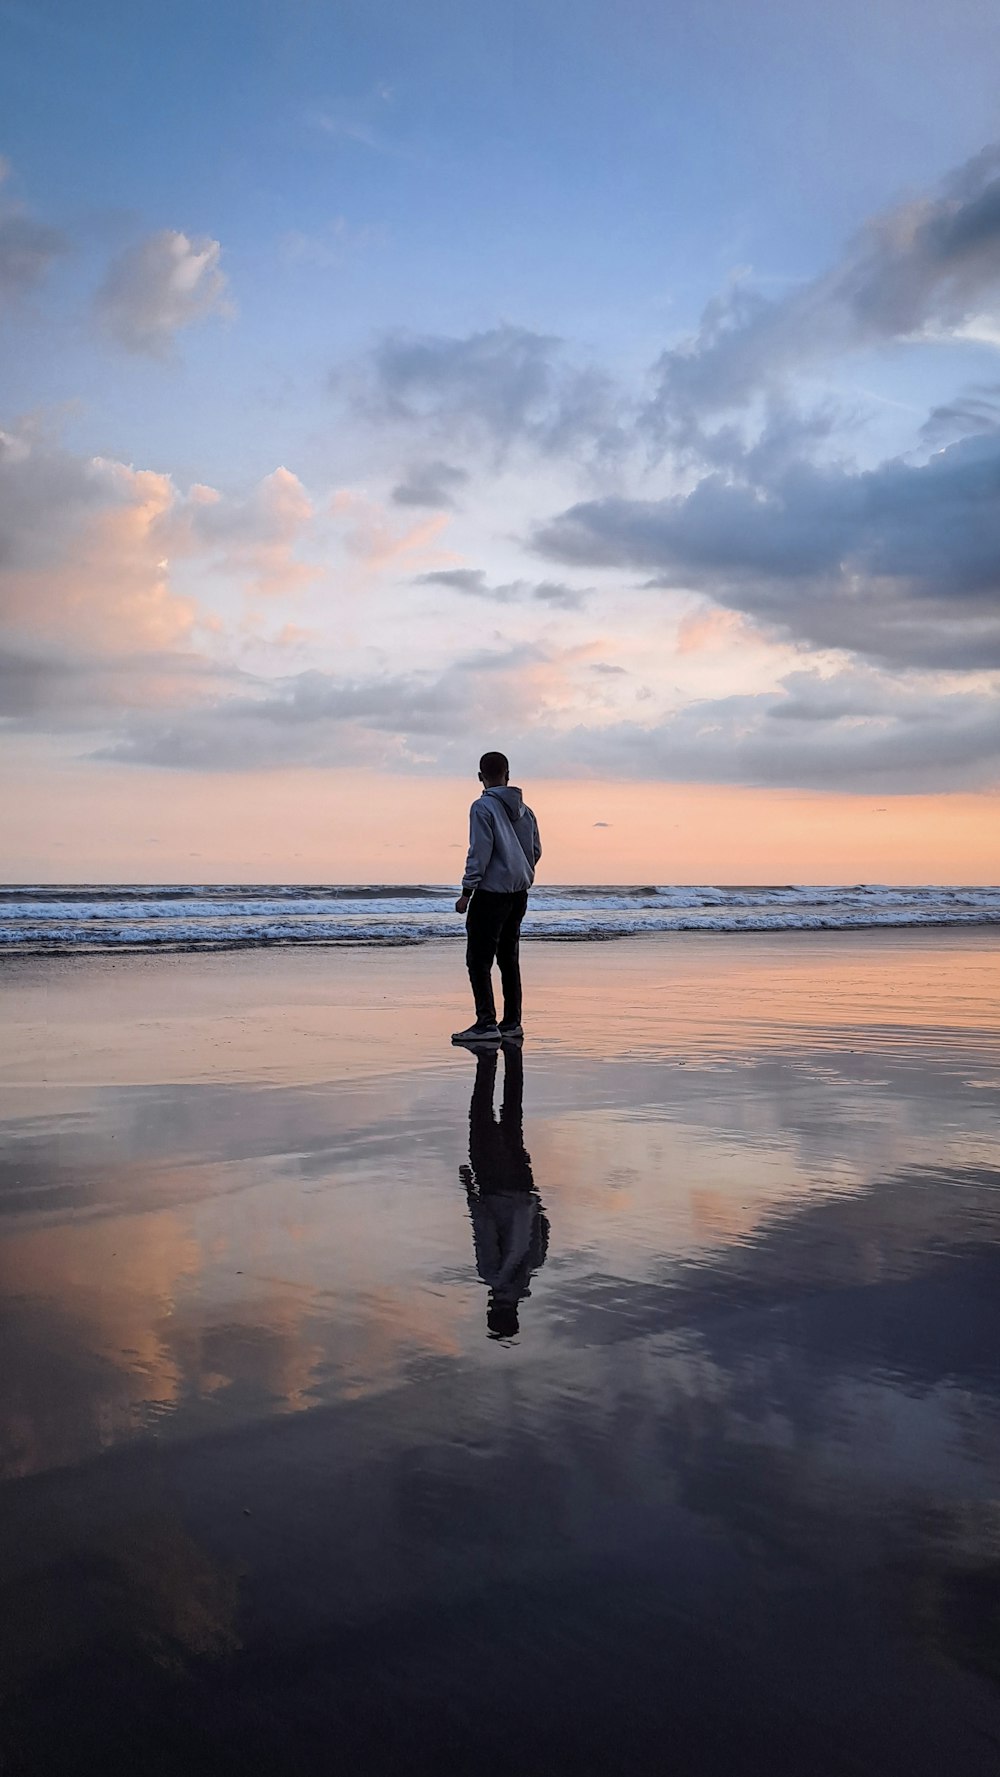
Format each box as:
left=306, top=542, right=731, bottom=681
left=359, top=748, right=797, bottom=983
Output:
left=455, top=894, right=470, bottom=914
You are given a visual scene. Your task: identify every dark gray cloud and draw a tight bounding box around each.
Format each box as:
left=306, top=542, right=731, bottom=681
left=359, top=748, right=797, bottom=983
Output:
left=920, top=384, right=1000, bottom=444
left=529, top=145, right=1000, bottom=678
left=537, top=429, right=1000, bottom=670
left=352, top=322, right=624, bottom=458
left=341, top=142, right=1000, bottom=478
left=644, top=143, right=1000, bottom=441
left=417, top=567, right=516, bottom=602
left=390, top=460, right=469, bottom=509
left=417, top=567, right=589, bottom=610
left=0, top=214, right=69, bottom=299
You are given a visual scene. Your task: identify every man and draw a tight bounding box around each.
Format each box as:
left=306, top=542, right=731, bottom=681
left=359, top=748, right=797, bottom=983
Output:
left=452, top=751, right=541, bottom=1045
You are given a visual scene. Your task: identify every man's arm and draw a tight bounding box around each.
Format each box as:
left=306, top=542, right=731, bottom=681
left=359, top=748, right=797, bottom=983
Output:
left=455, top=801, right=494, bottom=913
left=531, top=812, right=542, bottom=865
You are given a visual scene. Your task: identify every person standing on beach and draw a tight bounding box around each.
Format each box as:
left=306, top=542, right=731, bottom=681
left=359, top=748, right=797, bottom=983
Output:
left=452, top=752, right=541, bottom=1044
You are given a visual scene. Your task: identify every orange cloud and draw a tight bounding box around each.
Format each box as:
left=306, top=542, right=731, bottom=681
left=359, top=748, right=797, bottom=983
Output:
left=1, top=431, right=327, bottom=673
left=4, top=460, right=198, bottom=653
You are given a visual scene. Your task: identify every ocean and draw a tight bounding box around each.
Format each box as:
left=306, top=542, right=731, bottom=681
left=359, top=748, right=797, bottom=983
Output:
left=1, top=882, right=998, bottom=953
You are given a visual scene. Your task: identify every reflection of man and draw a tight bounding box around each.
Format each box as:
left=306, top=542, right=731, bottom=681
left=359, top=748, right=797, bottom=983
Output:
left=459, top=1045, right=549, bottom=1341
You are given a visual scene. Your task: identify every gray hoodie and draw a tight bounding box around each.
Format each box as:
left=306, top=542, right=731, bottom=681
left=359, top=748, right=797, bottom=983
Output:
left=462, top=785, right=542, bottom=895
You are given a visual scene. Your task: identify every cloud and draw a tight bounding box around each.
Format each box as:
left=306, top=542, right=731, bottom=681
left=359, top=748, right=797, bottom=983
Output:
left=89, top=651, right=1000, bottom=792
left=309, top=84, right=397, bottom=156
left=95, top=230, right=231, bottom=356
left=516, top=666, right=1000, bottom=793
left=644, top=142, right=1000, bottom=440
left=170, top=467, right=319, bottom=599
left=96, top=642, right=567, bottom=771
left=0, top=214, right=69, bottom=299
left=522, top=146, right=1000, bottom=680
left=390, top=460, right=469, bottom=509
left=417, top=568, right=589, bottom=609
left=0, top=161, right=69, bottom=301
left=0, top=426, right=198, bottom=652
left=331, top=490, right=453, bottom=570
left=351, top=323, right=623, bottom=459
left=0, top=425, right=588, bottom=771
left=533, top=580, right=589, bottom=610
left=537, top=428, right=1000, bottom=670
left=0, top=426, right=343, bottom=725
left=0, top=429, right=325, bottom=742
left=0, top=423, right=328, bottom=695
left=417, top=567, right=511, bottom=601
left=920, top=383, right=1000, bottom=444
left=3, top=428, right=992, bottom=795
left=0, top=641, right=237, bottom=728
left=675, top=607, right=755, bottom=654
left=335, top=142, right=1000, bottom=501
left=0, top=642, right=87, bottom=718
left=100, top=668, right=465, bottom=768
left=0, top=424, right=113, bottom=571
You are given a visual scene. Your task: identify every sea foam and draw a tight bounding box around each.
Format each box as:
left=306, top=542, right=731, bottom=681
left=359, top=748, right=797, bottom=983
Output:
left=1, top=883, right=997, bottom=954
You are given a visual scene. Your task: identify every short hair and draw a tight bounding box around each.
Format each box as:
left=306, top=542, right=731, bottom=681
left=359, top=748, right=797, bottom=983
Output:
left=479, top=750, right=509, bottom=779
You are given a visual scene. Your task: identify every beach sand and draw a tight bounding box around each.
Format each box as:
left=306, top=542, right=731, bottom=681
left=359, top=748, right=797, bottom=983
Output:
left=2, top=930, right=1000, bottom=1773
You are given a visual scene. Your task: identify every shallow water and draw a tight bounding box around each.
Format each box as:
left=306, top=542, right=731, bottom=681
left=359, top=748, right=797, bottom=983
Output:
left=2, top=932, right=999, bottom=1774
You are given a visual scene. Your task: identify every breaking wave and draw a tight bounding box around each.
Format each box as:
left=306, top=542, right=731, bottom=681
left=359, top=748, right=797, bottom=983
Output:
left=1, top=883, right=998, bottom=955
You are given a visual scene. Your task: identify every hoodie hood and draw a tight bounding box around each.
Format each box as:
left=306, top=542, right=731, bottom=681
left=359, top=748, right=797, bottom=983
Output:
left=485, top=785, right=526, bottom=820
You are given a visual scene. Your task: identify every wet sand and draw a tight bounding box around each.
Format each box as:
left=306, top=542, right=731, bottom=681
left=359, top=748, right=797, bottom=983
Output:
left=2, top=931, right=1000, bottom=1774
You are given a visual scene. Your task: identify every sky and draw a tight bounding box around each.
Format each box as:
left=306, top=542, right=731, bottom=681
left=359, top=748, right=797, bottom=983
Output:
left=2, top=0, right=999, bottom=883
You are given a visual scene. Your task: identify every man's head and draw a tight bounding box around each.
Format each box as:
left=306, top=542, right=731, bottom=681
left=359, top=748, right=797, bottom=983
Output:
left=478, top=750, right=509, bottom=788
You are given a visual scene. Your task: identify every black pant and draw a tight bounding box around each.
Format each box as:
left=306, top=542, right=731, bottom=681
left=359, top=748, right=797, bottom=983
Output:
left=465, top=889, right=528, bottom=1025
